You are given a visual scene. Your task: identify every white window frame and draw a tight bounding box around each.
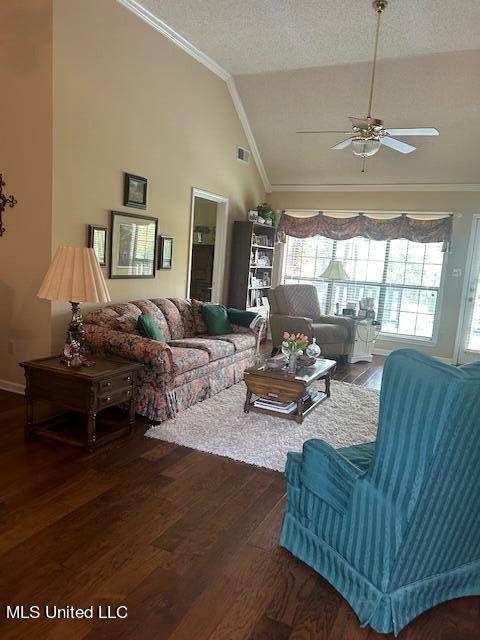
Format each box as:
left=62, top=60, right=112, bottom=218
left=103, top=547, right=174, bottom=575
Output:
left=281, top=235, right=448, bottom=345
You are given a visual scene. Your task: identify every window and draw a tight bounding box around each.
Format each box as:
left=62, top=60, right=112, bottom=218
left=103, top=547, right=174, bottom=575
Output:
left=283, top=235, right=445, bottom=340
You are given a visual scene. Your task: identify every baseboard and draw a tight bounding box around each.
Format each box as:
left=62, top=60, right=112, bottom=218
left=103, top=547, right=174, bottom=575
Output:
left=0, top=380, right=25, bottom=395
left=373, top=348, right=453, bottom=364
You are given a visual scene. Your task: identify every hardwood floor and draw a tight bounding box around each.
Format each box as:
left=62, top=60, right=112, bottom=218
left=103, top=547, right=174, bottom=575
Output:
left=0, top=357, right=479, bottom=639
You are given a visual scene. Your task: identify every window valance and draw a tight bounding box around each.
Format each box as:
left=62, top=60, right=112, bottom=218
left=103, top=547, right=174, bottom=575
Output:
left=277, top=212, right=453, bottom=250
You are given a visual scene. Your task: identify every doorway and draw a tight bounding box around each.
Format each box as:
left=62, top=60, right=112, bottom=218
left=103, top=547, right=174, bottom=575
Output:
left=187, top=189, right=228, bottom=303
left=456, top=215, right=480, bottom=364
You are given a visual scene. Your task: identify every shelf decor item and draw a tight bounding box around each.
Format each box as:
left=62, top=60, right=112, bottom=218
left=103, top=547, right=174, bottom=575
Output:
left=256, top=202, right=277, bottom=226
left=124, top=173, right=147, bottom=209
left=37, top=246, right=111, bottom=349
left=0, top=173, right=18, bottom=236
left=110, top=211, right=157, bottom=279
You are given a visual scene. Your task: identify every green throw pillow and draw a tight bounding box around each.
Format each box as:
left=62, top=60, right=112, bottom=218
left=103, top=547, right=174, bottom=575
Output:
left=201, top=304, right=232, bottom=335
left=228, top=308, right=258, bottom=328
left=136, top=313, right=165, bottom=342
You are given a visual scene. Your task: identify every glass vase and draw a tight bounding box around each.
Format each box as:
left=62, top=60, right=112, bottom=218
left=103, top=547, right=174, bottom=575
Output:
left=287, top=353, right=298, bottom=376
left=306, top=337, right=321, bottom=359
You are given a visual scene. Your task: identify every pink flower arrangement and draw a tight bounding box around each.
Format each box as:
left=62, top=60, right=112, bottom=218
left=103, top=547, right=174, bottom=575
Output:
left=63, top=339, right=82, bottom=358
left=281, top=331, right=309, bottom=355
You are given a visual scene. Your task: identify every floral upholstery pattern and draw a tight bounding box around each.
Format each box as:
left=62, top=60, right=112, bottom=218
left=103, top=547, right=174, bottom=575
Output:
left=169, top=298, right=196, bottom=338
left=170, top=346, right=209, bottom=374
left=168, top=338, right=234, bottom=361
left=110, top=303, right=142, bottom=319
left=84, top=325, right=174, bottom=381
left=115, top=314, right=139, bottom=334
left=84, top=297, right=262, bottom=422
left=131, top=299, right=171, bottom=341
left=151, top=298, right=184, bottom=339
left=207, top=332, right=256, bottom=352
left=84, top=307, right=119, bottom=329
left=191, top=299, right=208, bottom=335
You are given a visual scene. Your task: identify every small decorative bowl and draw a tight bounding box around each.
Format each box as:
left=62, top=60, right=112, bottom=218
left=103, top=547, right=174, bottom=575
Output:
left=297, top=354, right=316, bottom=367
left=265, top=355, right=287, bottom=369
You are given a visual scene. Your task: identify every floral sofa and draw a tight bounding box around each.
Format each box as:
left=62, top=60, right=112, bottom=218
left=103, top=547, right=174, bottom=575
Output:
left=84, top=298, right=261, bottom=422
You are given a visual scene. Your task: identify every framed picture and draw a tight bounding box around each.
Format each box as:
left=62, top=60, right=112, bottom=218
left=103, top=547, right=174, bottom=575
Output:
left=87, top=224, right=107, bottom=266
left=123, top=173, right=147, bottom=209
left=110, top=211, right=157, bottom=279
left=158, top=236, right=173, bottom=269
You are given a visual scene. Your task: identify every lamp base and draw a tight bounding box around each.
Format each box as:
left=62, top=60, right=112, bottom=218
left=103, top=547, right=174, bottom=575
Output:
left=68, top=301, right=85, bottom=345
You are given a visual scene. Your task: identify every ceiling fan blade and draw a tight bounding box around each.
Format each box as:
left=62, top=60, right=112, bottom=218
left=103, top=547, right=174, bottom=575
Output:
left=381, top=137, right=416, bottom=154
left=296, top=130, right=351, bottom=134
left=331, top=138, right=355, bottom=150
left=385, top=128, right=439, bottom=136
left=349, top=116, right=369, bottom=130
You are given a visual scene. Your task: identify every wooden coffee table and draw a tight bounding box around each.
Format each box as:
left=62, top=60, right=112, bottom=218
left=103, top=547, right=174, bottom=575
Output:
left=243, top=358, right=337, bottom=424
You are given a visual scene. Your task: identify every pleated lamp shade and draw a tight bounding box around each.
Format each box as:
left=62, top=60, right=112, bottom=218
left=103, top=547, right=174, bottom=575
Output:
left=320, top=259, right=350, bottom=280
left=38, top=247, right=111, bottom=303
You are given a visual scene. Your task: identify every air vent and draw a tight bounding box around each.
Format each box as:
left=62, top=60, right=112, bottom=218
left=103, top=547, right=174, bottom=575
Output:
left=237, top=146, right=250, bottom=163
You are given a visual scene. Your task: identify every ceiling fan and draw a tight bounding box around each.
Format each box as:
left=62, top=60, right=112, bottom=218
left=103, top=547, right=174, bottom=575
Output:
left=297, top=0, right=439, bottom=164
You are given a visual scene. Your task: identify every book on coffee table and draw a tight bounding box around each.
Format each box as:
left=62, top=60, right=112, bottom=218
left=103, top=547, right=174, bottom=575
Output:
left=253, top=398, right=298, bottom=414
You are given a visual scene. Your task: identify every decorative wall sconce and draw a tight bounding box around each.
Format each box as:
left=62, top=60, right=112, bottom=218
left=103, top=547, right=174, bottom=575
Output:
left=0, top=174, right=18, bottom=236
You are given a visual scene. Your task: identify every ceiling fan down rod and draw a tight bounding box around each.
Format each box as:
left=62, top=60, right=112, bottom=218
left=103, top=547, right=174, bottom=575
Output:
left=367, top=0, right=387, bottom=118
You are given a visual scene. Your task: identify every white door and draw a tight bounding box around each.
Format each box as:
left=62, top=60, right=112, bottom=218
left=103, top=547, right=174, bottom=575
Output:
left=457, top=216, right=480, bottom=364
left=187, top=189, right=228, bottom=304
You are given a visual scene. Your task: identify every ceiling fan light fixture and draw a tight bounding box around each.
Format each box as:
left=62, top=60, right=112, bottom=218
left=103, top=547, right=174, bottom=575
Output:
left=351, top=137, right=381, bottom=157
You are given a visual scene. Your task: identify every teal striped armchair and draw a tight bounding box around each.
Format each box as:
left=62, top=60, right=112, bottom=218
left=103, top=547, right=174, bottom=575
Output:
left=280, top=349, right=480, bottom=635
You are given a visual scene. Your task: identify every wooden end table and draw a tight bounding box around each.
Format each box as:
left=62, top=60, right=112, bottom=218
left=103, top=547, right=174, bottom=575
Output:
left=244, top=358, right=337, bottom=424
left=20, top=356, right=143, bottom=452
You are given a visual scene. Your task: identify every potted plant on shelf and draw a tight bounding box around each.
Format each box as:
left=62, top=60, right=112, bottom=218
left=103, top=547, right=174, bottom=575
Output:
left=256, top=202, right=277, bottom=226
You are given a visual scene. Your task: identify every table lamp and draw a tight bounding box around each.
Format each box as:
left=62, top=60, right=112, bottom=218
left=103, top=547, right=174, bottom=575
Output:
left=38, top=246, right=111, bottom=345
left=319, top=259, right=349, bottom=281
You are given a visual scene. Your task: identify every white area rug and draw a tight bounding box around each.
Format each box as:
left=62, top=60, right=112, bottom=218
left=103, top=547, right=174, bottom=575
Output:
left=145, top=381, right=380, bottom=472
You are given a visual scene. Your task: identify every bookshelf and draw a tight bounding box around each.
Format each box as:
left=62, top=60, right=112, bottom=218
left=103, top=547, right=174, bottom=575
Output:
left=228, top=221, right=276, bottom=317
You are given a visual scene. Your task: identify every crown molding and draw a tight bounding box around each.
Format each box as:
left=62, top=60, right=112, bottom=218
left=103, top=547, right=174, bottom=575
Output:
left=225, top=78, right=271, bottom=192
left=116, top=0, right=271, bottom=192
left=271, top=183, right=480, bottom=192
left=116, top=0, right=229, bottom=80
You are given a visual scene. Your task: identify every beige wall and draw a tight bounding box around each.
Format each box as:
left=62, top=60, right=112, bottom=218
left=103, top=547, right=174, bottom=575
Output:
left=193, top=198, right=217, bottom=245
left=269, top=191, right=480, bottom=361
left=51, top=0, right=264, bottom=354
left=0, top=0, right=53, bottom=385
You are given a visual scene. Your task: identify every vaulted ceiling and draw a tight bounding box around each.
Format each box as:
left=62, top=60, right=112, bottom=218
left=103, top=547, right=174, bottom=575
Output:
left=137, top=0, right=480, bottom=187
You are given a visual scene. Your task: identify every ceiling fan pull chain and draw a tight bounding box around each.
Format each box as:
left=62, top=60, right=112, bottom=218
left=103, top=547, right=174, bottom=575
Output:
left=367, top=1, right=386, bottom=117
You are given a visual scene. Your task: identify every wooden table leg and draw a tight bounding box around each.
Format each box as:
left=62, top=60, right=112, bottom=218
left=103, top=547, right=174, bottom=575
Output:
left=296, top=397, right=304, bottom=423
left=128, top=391, right=136, bottom=434
left=244, top=390, right=252, bottom=413
left=25, top=394, right=33, bottom=438
left=325, top=373, right=331, bottom=397
left=87, top=412, right=96, bottom=452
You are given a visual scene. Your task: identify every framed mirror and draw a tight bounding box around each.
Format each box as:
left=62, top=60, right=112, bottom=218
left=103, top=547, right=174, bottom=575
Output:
left=110, top=211, right=158, bottom=279
left=158, top=236, right=173, bottom=270
left=87, top=224, right=107, bottom=267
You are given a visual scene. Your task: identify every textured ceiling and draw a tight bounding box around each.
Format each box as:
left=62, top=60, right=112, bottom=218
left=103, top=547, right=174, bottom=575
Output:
left=235, top=49, right=480, bottom=186
left=135, top=0, right=480, bottom=186
left=140, top=0, right=480, bottom=75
